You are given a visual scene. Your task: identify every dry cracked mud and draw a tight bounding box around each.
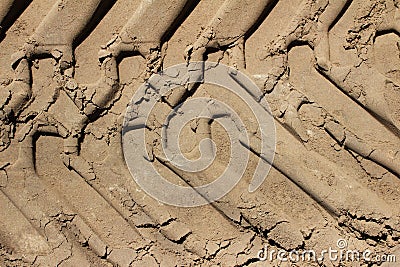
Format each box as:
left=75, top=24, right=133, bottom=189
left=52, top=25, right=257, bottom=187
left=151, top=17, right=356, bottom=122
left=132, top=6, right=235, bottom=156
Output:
left=0, top=0, right=399, bottom=266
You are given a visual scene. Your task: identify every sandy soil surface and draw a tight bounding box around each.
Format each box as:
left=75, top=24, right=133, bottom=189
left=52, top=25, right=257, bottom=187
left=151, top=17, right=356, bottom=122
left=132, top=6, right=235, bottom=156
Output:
left=0, top=0, right=399, bottom=266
